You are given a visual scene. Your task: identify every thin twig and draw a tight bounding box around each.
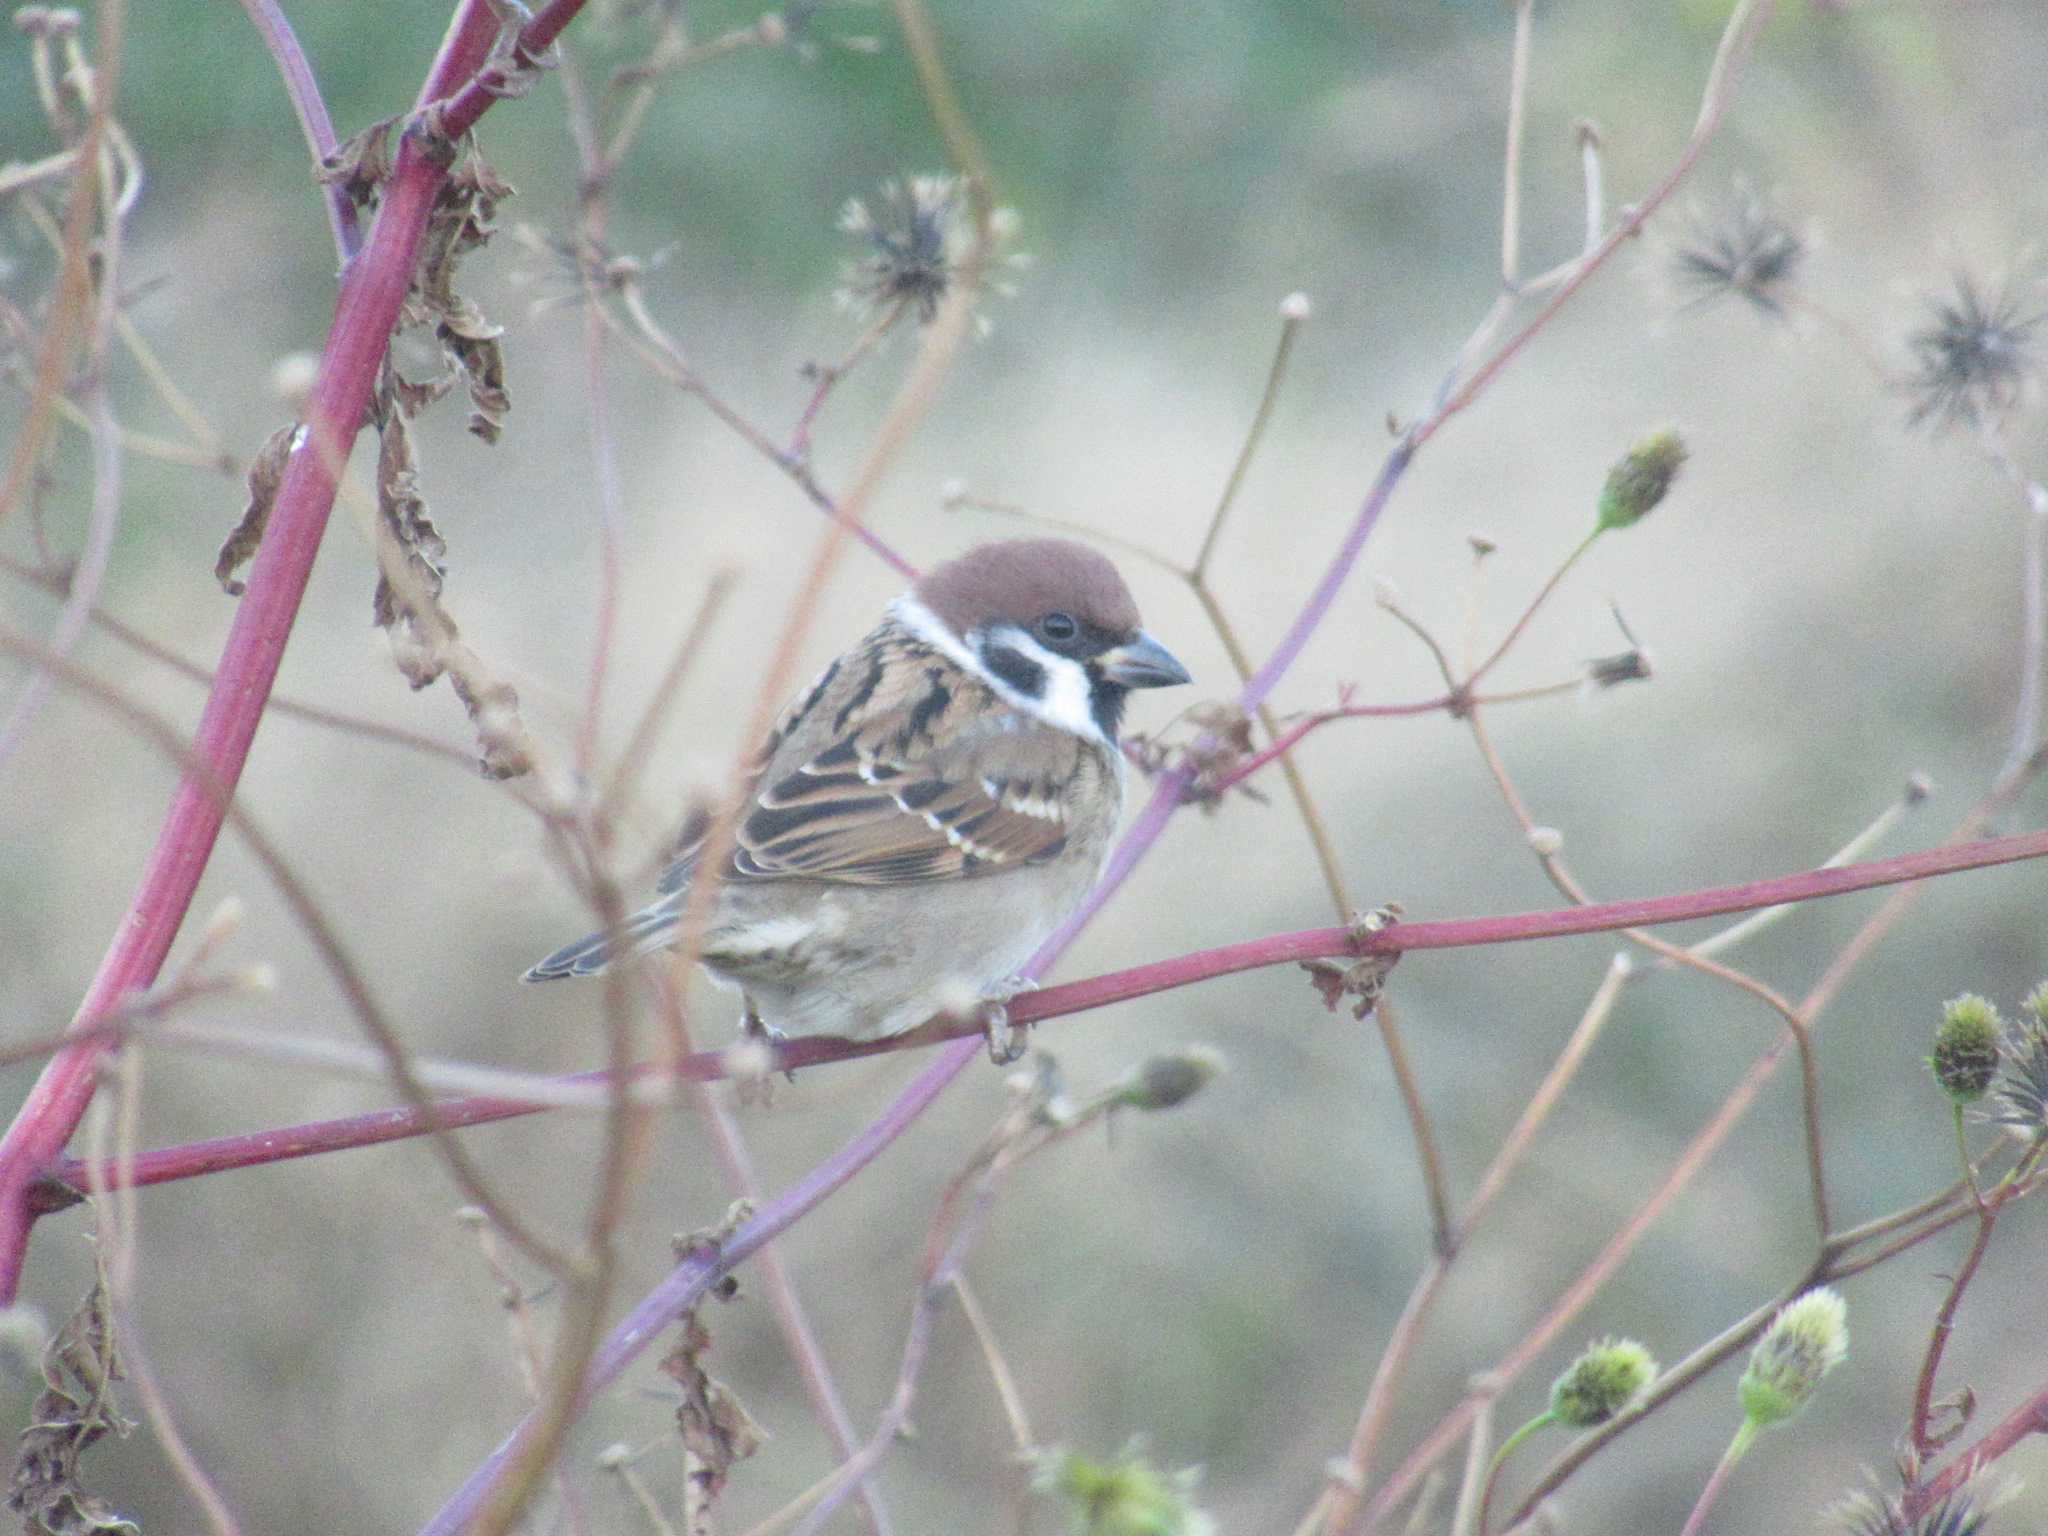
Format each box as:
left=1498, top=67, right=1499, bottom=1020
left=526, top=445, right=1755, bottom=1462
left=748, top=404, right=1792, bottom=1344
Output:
left=0, top=21, right=131, bottom=777
left=86, top=1047, right=243, bottom=1536
left=233, top=0, right=358, bottom=259
left=0, top=632, right=577, bottom=1275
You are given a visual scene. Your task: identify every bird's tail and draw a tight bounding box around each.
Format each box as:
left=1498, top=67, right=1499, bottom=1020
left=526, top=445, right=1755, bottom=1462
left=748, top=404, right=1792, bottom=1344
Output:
left=521, top=893, right=685, bottom=982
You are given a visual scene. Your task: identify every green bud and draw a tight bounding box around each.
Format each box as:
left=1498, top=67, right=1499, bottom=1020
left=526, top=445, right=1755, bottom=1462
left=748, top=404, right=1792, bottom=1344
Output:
left=1595, top=430, right=1688, bottom=532
left=1739, top=1288, right=1847, bottom=1429
left=1111, top=1048, right=1226, bottom=1113
left=1550, top=1338, right=1658, bottom=1429
left=1930, top=994, right=2003, bottom=1104
left=1032, top=1445, right=1215, bottom=1536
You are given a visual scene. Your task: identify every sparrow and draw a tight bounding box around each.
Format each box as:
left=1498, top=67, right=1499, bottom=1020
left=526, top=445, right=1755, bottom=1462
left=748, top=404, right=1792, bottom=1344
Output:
left=523, top=537, right=1190, bottom=1061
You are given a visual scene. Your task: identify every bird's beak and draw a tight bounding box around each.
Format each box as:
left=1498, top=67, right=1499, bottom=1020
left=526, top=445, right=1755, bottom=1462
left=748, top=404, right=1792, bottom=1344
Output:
left=1099, top=630, right=1191, bottom=689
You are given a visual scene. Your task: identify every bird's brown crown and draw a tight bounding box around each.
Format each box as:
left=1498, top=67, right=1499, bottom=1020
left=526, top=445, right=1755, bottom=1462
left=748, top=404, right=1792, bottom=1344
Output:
left=914, top=538, right=1141, bottom=639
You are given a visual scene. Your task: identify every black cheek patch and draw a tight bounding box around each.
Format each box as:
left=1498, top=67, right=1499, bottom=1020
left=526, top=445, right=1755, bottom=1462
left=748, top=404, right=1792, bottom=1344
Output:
left=982, top=645, right=1047, bottom=698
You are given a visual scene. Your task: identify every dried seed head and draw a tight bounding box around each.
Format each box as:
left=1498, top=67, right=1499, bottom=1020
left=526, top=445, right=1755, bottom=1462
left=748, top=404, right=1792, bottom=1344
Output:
left=1583, top=648, right=1653, bottom=690
left=836, top=175, right=970, bottom=324
left=1989, top=1004, right=2048, bottom=1140
left=1670, top=187, right=1805, bottom=320
left=1549, top=1338, right=1658, bottom=1429
left=834, top=174, right=1026, bottom=332
left=1929, top=993, right=2002, bottom=1105
left=1902, top=272, right=2043, bottom=432
left=1595, top=430, right=1688, bottom=533
left=1824, top=1470, right=2016, bottom=1536
left=1740, top=1287, right=1848, bottom=1429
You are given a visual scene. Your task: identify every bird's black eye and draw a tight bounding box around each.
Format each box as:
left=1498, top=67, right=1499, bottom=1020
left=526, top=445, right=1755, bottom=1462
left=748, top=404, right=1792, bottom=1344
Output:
left=1037, top=612, right=1078, bottom=644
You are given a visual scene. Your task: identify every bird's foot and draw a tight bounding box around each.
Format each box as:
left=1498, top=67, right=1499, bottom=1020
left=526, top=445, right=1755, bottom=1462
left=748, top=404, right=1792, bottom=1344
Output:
left=732, top=1003, right=793, bottom=1104
left=978, top=977, right=1039, bottom=1065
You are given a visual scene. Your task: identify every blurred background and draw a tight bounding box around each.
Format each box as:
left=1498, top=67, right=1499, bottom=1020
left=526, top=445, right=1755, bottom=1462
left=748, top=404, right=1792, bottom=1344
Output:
left=4, top=0, right=2048, bottom=1530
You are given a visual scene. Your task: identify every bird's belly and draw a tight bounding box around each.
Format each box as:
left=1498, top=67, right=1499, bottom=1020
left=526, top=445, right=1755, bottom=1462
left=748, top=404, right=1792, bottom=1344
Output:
left=701, top=867, right=1089, bottom=1040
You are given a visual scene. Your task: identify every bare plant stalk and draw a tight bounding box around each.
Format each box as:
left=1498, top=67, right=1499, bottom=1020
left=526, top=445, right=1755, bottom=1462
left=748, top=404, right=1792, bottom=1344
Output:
left=233, top=0, right=359, bottom=259
left=1904, top=1142, right=2047, bottom=1460
left=0, top=8, right=130, bottom=776
left=0, top=0, right=593, bottom=1304
left=85, top=1049, right=244, bottom=1536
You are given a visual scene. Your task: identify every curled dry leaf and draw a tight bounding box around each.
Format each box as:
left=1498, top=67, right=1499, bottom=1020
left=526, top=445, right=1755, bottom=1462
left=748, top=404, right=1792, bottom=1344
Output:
left=368, top=411, right=535, bottom=779
left=661, top=1207, right=765, bottom=1533
left=371, top=409, right=449, bottom=686
left=6, top=1263, right=138, bottom=1536
left=315, top=115, right=399, bottom=212
left=213, top=422, right=296, bottom=596
left=401, top=153, right=515, bottom=443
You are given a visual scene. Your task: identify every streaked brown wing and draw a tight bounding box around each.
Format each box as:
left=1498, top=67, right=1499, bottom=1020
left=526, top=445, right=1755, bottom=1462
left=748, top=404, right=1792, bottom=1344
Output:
left=730, top=631, right=1086, bottom=886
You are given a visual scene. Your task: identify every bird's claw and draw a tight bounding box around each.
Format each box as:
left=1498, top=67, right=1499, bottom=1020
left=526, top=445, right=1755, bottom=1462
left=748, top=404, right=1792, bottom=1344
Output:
left=979, top=989, right=1032, bottom=1066
left=735, top=1004, right=794, bottom=1103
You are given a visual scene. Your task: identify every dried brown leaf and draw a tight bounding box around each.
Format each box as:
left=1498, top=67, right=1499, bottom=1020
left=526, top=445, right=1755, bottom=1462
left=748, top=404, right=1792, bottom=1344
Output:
left=659, top=1219, right=765, bottom=1530
left=7, top=1262, right=137, bottom=1536
left=213, top=423, right=296, bottom=596
left=316, top=115, right=398, bottom=211
left=403, top=150, right=515, bottom=443
left=1300, top=907, right=1403, bottom=1022
left=370, top=412, right=448, bottom=692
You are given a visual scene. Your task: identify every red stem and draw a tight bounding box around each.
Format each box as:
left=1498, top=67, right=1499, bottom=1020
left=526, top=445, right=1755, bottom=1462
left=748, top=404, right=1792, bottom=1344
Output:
left=46, top=823, right=2048, bottom=1202
left=0, top=0, right=587, bottom=1306
left=1906, top=1381, right=2048, bottom=1518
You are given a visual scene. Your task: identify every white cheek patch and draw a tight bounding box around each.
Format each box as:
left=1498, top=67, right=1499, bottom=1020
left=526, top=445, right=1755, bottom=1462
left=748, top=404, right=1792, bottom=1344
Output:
left=890, top=597, right=1109, bottom=747
left=995, top=627, right=1100, bottom=741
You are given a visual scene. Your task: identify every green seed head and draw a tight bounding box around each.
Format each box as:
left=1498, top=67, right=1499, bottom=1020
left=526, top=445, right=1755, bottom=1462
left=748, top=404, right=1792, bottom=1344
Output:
left=1032, top=1445, right=1215, bottom=1536
left=1550, top=1338, right=1659, bottom=1429
left=1740, top=1288, right=1848, bottom=1429
left=1112, top=1048, right=1226, bottom=1113
left=1930, top=993, right=2004, bottom=1104
left=1596, top=430, right=1689, bottom=532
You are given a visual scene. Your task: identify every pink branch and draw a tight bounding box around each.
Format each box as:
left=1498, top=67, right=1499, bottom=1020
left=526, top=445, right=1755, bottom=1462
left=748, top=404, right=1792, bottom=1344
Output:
left=0, top=0, right=590, bottom=1306
left=55, top=822, right=2048, bottom=1204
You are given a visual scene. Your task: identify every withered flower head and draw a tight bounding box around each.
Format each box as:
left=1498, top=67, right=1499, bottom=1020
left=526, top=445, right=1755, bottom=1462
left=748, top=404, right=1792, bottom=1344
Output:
left=1825, top=1472, right=2013, bottom=1536
left=1670, top=187, right=1805, bottom=319
left=1988, top=1001, right=2048, bottom=1140
left=1902, top=272, right=2043, bottom=431
left=836, top=174, right=971, bottom=324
